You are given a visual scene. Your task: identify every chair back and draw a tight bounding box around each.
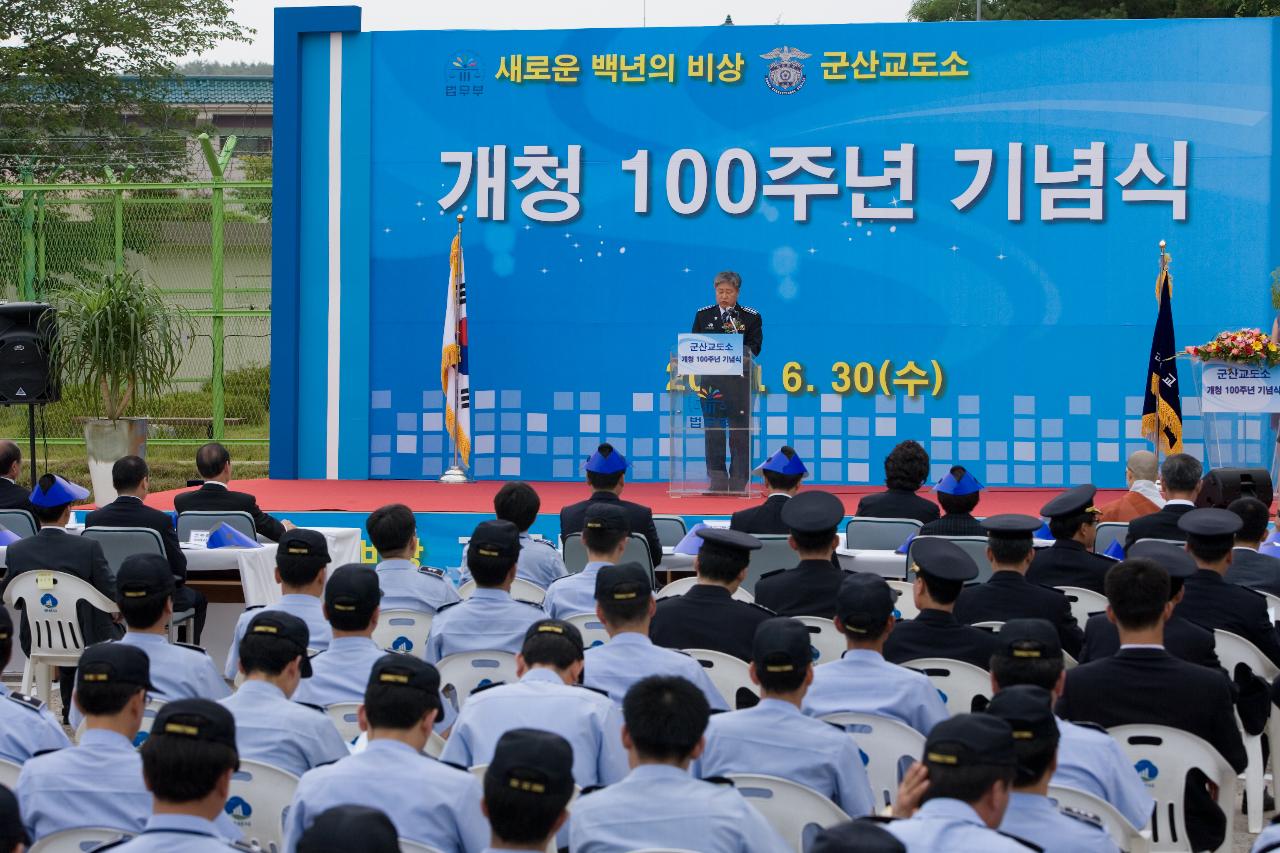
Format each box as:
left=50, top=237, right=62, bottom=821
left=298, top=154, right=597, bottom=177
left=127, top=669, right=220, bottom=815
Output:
left=436, top=650, right=519, bottom=714
left=80, top=526, right=165, bottom=575
left=564, top=613, right=611, bottom=649
left=844, top=517, right=922, bottom=551
left=28, top=827, right=131, bottom=853
left=794, top=616, right=844, bottom=665
left=725, top=773, right=850, bottom=852
left=396, top=840, right=446, bottom=853
left=1133, top=537, right=1186, bottom=547
left=0, top=509, right=37, bottom=539
left=820, top=712, right=926, bottom=810
left=562, top=533, right=655, bottom=586
left=1056, top=586, right=1109, bottom=629
left=743, top=534, right=795, bottom=594
left=425, top=730, right=447, bottom=758
left=371, top=609, right=434, bottom=657
left=0, top=758, right=19, bottom=788
left=562, top=533, right=588, bottom=574
left=909, top=536, right=993, bottom=583
left=684, top=647, right=758, bottom=710
left=324, top=702, right=362, bottom=743
left=652, top=514, right=688, bottom=549
left=1214, top=629, right=1280, bottom=682
left=177, top=510, right=256, bottom=542
left=456, top=578, right=545, bottom=606
left=226, top=759, right=301, bottom=853
left=2, top=570, right=118, bottom=696
left=885, top=580, right=918, bottom=620
left=902, top=657, right=991, bottom=714
left=1262, top=590, right=1280, bottom=616
left=655, top=576, right=754, bottom=602
left=1093, top=522, right=1128, bottom=555
left=1047, top=784, right=1150, bottom=852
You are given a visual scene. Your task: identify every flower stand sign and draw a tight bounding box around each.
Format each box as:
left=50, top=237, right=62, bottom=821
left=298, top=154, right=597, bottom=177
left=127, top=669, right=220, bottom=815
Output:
left=1187, top=329, right=1280, bottom=414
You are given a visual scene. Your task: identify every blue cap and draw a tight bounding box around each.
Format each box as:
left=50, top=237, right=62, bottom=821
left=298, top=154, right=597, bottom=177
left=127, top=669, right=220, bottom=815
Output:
left=758, top=446, right=808, bottom=477
left=585, top=444, right=628, bottom=475
left=934, top=468, right=982, bottom=496
left=30, top=474, right=90, bottom=508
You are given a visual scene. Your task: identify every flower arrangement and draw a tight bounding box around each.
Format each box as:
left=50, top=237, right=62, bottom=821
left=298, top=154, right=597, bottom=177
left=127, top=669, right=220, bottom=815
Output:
left=1185, top=328, right=1280, bottom=367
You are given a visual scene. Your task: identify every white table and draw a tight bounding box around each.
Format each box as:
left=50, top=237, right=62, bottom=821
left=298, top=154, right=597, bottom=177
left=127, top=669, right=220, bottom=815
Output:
left=184, top=526, right=361, bottom=606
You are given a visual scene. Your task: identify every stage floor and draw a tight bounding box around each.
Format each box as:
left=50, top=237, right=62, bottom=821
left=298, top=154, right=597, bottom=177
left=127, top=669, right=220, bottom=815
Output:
left=148, top=479, right=1128, bottom=516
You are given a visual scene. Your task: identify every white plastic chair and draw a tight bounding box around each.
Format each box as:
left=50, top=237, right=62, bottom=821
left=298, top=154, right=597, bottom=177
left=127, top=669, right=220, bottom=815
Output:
left=1133, top=538, right=1185, bottom=548
left=655, top=576, right=754, bottom=603
left=1212, top=628, right=1280, bottom=832
left=845, top=517, right=922, bottom=551
left=226, top=759, right=301, bottom=853
left=564, top=613, right=611, bottom=650
left=725, top=773, right=849, bottom=852
left=0, top=508, right=37, bottom=539
left=1048, top=784, right=1150, bottom=852
left=2, top=570, right=119, bottom=699
left=436, top=650, right=518, bottom=713
left=177, top=510, right=256, bottom=542
left=397, top=840, right=446, bottom=853
left=1094, top=522, right=1129, bottom=555
left=794, top=616, right=844, bottom=664
left=325, top=702, right=362, bottom=743
left=1108, top=724, right=1237, bottom=852
left=456, top=577, right=546, bottom=606
left=885, top=580, right=918, bottom=620
left=372, top=609, right=434, bottom=657
left=0, top=757, right=19, bottom=788
left=425, top=730, right=447, bottom=758
left=28, top=827, right=131, bottom=853
left=820, top=712, right=926, bottom=810
left=902, top=657, right=991, bottom=714
left=1056, top=586, right=1109, bottom=630
left=684, top=648, right=758, bottom=710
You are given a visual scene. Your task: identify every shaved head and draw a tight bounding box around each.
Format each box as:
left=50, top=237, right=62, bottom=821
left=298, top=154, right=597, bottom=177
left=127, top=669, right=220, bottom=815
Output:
left=1127, top=450, right=1157, bottom=482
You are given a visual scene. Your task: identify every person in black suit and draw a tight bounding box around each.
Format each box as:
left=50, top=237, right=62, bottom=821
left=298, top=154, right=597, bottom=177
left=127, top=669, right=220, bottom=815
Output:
left=0, top=440, right=32, bottom=513
left=953, top=515, right=1083, bottom=657
left=559, top=443, right=661, bottom=568
left=650, top=528, right=775, bottom=661
left=883, top=537, right=999, bottom=669
left=918, top=466, right=984, bottom=537
left=1078, top=541, right=1219, bottom=668
left=854, top=440, right=939, bottom=525
left=729, top=446, right=805, bottom=535
left=173, top=442, right=292, bottom=542
left=1225, top=496, right=1280, bottom=595
left=1174, top=507, right=1280, bottom=668
left=1122, top=452, right=1200, bottom=549
left=84, top=455, right=208, bottom=643
left=1027, top=484, right=1115, bottom=594
left=754, top=490, right=852, bottom=618
left=1056, top=557, right=1246, bottom=852
left=691, top=271, right=763, bottom=493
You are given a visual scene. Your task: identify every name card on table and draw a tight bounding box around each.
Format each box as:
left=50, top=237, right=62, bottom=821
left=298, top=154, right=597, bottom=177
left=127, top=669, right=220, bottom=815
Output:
left=676, top=333, right=743, bottom=376
left=1200, top=361, right=1280, bottom=413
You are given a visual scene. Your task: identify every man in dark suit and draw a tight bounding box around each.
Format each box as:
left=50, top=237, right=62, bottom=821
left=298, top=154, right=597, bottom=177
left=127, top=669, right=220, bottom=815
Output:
left=883, top=537, right=999, bottom=669
left=918, top=466, right=984, bottom=536
left=754, top=490, right=851, bottom=618
left=173, top=442, right=292, bottom=542
left=1027, top=484, right=1115, bottom=594
left=691, top=270, right=763, bottom=493
left=85, top=455, right=208, bottom=643
left=1056, top=557, right=1246, bottom=852
left=854, top=440, right=939, bottom=525
left=730, top=446, right=805, bottom=535
left=559, top=443, right=661, bottom=568
left=953, top=514, right=1083, bottom=657
left=1078, top=541, right=1218, bottom=668
left=1123, top=452, right=1200, bottom=549
left=1225, top=496, right=1280, bottom=595
left=0, top=440, right=32, bottom=513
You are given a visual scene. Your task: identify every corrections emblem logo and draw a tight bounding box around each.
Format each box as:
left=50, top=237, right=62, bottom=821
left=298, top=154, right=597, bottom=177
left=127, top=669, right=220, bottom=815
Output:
left=760, top=46, right=811, bottom=95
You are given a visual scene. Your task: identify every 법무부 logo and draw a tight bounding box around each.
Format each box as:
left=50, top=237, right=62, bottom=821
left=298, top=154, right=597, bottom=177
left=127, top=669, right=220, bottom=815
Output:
left=760, top=46, right=811, bottom=95
left=39, top=593, right=57, bottom=611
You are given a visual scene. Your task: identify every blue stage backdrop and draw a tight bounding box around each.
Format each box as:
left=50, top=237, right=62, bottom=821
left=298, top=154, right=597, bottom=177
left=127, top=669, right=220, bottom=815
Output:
left=271, top=8, right=1280, bottom=487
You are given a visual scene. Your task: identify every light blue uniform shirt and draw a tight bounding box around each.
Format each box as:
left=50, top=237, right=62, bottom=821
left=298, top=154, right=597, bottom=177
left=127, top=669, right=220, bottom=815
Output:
left=1253, top=822, right=1280, bottom=852
left=582, top=631, right=728, bottom=711
left=16, top=728, right=149, bottom=841
left=121, top=632, right=230, bottom=701
left=999, top=791, right=1119, bottom=852
left=542, top=561, right=610, bottom=619
left=283, top=738, right=488, bottom=853
left=694, top=698, right=875, bottom=817
left=424, top=588, right=545, bottom=663
left=568, top=763, right=790, bottom=853
left=375, top=559, right=461, bottom=613
left=802, top=649, right=949, bottom=734
left=440, top=668, right=628, bottom=787
left=225, top=594, right=331, bottom=679
left=0, top=682, right=69, bottom=763
left=461, top=533, right=569, bottom=590
left=218, top=679, right=349, bottom=777
left=108, top=814, right=238, bottom=852
left=291, top=636, right=385, bottom=707
left=1054, top=716, right=1153, bottom=830
left=885, top=798, right=1036, bottom=851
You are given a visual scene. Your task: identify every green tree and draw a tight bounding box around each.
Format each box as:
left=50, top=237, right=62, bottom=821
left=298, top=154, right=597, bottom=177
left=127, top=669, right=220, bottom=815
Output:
left=909, top=0, right=1266, bottom=19
left=178, top=59, right=273, bottom=76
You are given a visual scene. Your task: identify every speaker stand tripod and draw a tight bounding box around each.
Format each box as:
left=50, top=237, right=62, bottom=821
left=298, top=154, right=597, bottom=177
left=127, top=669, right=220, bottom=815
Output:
left=26, top=404, right=37, bottom=489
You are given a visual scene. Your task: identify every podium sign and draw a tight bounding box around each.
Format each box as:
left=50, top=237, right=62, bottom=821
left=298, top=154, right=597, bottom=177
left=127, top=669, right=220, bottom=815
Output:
left=1192, top=358, right=1280, bottom=485
left=668, top=334, right=757, bottom=497
left=1200, top=361, right=1280, bottom=414
left=676, top=333, right=744, bottom=377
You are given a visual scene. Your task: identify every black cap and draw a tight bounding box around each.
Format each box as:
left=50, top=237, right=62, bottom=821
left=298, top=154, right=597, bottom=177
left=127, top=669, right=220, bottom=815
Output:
left=0, top=785, right=28, bottom=847
left=0, top=605, right=12, bottom=642
left=781, top=490, right=845, bottom=534
left=995, top=618, right=1063, bottom=661
left=246, top=610, right=314, bottom=678
left=367, top=653, right=441, bottom=695
left=924, top=714, right=1017, bottom=768
left=324, top=564, right=381, bottom=616
left=152, top=698, right=237, bottom=751
left=752, top=617, right=813, bottom=675
left=1128, top=540, right=1197, bottom=578
left=583, top=503, right=630, bottom=534
left=696, top=528, right=763, bottom=553
left=469, top=519, right=521, bottom=562
left=116, top=553, right=176, bottom=600
left=523, top=618, right=585, bottom=654
left=981, top=514, right=1042, bottom=538
left=986, top=684, right=1059, bottom=745
left=487, top=728, right=576, bottom=799
left=1039, top=484, right=1100, bottom=520
left=277, top=528, right=330, bottom=564
left=809, top=820, right=906, bottom=853
left=594, top=562, right=652, bottom=602
left=910, top=537, right=979, bottom=581
left=1178, top=507, right=1243, bottom=539
left=835, top=573, right=897, bottom=634
left=297, top=805, right=400, bottom=853
left=77, top=642, right=156, bottom=691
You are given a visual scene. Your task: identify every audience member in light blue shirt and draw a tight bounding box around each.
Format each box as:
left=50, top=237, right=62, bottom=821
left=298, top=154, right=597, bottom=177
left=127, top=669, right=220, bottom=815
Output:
left=544, top=502, right=631, bottom=619
left=292, top=564, right=387, bottom=708
left=0, top=607, right=68, bottom=762
left=459, top=483, right=569, bottom=590
left=480, top=729, right=577, bottom=853
left=366, top=502, right=462, bottom=612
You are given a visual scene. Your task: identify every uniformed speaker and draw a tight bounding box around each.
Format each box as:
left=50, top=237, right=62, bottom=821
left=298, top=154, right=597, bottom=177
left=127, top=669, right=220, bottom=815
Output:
left=0, top=302, right=59, bottom=404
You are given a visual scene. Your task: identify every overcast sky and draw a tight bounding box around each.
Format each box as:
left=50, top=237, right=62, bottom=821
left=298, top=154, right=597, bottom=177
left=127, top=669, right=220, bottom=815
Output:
left=200, top=0, right=919, bottom=63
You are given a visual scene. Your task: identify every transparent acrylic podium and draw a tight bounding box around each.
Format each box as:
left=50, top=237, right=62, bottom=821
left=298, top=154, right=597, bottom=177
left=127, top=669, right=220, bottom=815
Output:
left=667, top=344, right=757, bottom=497
left=1190, top=362, right=1280, bottom=483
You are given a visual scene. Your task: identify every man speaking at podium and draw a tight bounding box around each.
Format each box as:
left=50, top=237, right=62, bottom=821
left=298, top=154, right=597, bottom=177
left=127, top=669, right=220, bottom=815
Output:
left=692, top=271, right=762, bottom=493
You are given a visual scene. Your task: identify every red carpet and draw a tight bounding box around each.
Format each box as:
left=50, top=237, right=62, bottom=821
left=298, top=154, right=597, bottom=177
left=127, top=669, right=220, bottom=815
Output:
left=147, top=479, right=1127, bottom=516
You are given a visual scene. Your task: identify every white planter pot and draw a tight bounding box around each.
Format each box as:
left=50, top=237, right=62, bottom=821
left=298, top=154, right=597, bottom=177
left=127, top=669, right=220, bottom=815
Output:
left=83, top=418, right=148, bottom=505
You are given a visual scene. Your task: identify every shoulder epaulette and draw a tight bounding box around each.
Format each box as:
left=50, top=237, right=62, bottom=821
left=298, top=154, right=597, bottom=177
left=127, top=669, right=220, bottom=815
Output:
left=1071, top=720, right=1107, bottom=734
left=417, top=565, right=446, bottom=578
left=435, top=600, right=462, bottom=613
left=697, top=304, right=716, bottom=312
left=7, top=691, right=46, bottom=712
left=175, top=641, right=208, bottom=654
left=31, top=746, right=64, bottom=757
left=575, top=683, right=612, bottom=698
left=470, top=680, right=507, bottom=695
left=703, top=775, right=736, bottom=787
left=579, top=784, right=607, bottom=796
left=738, top=305, right=759, bottom=315
left=531, top=537, right=556, bottom=549
left=747, top=602, right=777, bottom=615
left=1060, top=805, right=1104, bottom=830
left=89, top=839, right=130, bottom=851
left=296, top=701, right=326, bottom=713
left=440, top=759, right=469, bottom=772
left=244, top=604, right=265, bottom=612
left=996, top=830, right=1044, bottom=851
left=859, top=815, right=898, bottom=825
left=516, top=598, right=544, bottom=609
left=758, top=568, right=785, bottom=580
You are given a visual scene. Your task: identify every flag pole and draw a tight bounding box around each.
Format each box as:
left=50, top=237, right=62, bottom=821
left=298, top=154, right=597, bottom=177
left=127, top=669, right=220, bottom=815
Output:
left=1155, top=238, right=1167, bottom=475
left=441, top=213, right=470, bottom=484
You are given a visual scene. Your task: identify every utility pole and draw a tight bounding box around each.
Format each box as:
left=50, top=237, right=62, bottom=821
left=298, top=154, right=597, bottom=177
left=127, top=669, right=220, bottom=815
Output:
left=976, top=1, right=982, bottom=20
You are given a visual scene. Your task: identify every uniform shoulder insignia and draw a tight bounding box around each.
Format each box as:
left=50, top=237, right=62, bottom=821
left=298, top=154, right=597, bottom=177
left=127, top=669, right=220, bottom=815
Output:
left=738, top=305, right=759, bottom=315
left=175, top=641, right=208, bottom=654
left=417, top=565, right=445, bottom=578
left=89, top=839, right=131, bottom=852
left=8, top=691, right=46, bottom=711
left=702, top=775, right=736, bottom=787
left=32, top=746, right=64, bottom=757
left=296, top=701, right=326, bottom=713
left=1060, top=805, right=1104, bottom=830
left=697, top=304, right=716, bottom=312
left=747, top=601, right=777, bottom=615
left=758, top=568, right=785, bottom=580
left=859, top=815, right=898, bottom=825
left=230, top=841, right=258, bottom=851
left=531, top=537, right=556, bottom=549
left=435, top=600, right=462, bottom=613
left=578, top=784, right=608, bottom=796
left=517, top=599, right=544, bottom=609
left=244, top=604, right=265, bottom=612
left=440, top=759, right=470, bottom=772
left=1071, top=720, right=1107, bottom=734
left=575, top=684, right=612, bottom=698
left=469, top=680, right=507, bottom=695
left=672, top=649, right=693, bottom=658
left=996, top=831, right=1044, bottom=851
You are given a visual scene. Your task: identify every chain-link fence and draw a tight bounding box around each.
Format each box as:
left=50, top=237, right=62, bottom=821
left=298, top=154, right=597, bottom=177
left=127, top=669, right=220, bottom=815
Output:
left=0, top=157, right=271, bottom=490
